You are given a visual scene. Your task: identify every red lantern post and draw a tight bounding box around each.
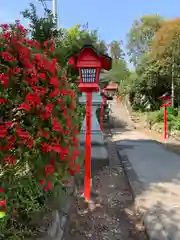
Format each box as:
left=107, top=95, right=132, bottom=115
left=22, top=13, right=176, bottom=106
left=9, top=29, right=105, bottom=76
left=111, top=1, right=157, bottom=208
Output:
left=68, top=44, right=112, bottom=201
left=159, top=95, right=171, bottom=141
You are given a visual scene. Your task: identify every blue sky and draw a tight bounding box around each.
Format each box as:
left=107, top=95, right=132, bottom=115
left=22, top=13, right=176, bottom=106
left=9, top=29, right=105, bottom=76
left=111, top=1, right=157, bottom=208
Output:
left=1, top=0, right=180, bottom=64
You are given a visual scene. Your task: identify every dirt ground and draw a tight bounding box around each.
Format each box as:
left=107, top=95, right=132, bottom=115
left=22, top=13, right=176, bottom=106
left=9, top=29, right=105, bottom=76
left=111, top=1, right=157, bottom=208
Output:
left=63, top=122, right=148, bottom=240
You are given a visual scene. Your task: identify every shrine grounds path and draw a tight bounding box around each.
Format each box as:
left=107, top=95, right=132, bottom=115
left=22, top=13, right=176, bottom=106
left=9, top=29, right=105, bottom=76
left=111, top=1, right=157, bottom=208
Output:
left=63, top=102, right=148, bottom=240
left=112, top=101, right=180, bottom=240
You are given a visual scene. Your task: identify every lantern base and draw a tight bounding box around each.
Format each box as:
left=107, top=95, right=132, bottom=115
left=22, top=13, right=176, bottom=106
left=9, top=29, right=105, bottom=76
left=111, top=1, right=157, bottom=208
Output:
left=78, top=83, right=99, bottom=92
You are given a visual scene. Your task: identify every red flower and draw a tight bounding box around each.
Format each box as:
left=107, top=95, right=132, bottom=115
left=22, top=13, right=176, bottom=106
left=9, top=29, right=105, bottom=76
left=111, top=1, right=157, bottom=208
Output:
left=0, top=73, right=8, bottom=87
left=0, top=98, right=6, bottom=104
left=50, top=77, right=59, bottom=87
left=4, top=156, right=16, bottom=164
left=52, top=144, right=61, bottom=153
left=3, top=32, right=11, bottom=39
left=0, top=125, right=7, bottom=137
left=0, top=200, right=6, bottom=207
left=52, top=117, right=62, bottom=132
left=42, top=142, right=51, bottom=152
left=38, top=111, right=50, bottom=120
left=43, top=40, right=49, bottom=47
left=49, top=89, right=60, bottom=97
left=8, top=136, right=16, bottom=144
left=13, top=67, right=21, bottom=74
left=69, top=89, right=75, bottom=97
left=73, top=129, right=79, bottom=135
left=49, top=45, right=54, bottom=52
left=63, top=109, right=68, bottom=116
left=38, top=87, right=46, bottom=96
left=45, top=103, right=53, bottom=114
left=38, top=103, right=53, bottom=120
left=0, top=24, right=9, bottom=30
left=31, top=86, right=46, bottom=96
left=57, top=98, right=63, bottom=105
left=40, top=178, right=46, bottom=186
left=17, top=24, right=26, bottom=33
left=34, top=53, right=41, bottom=62
left=39, top=73, right=46, bottom=80
left=27, top=138, right=34, bottom=149
left=1, top=51, right=15, bottom=62
left=59, top=147, right=69, bottom=160
left=3, top=143, right=14, bottom=151
left=18, top=102, right=31, bottom=111
left=72, top=137, right=79, bottom=147
left=72, top=149, right=80, bottom=157
left=5, top=121, right=13, bottom=128
left=0, top=188, right=4, bottom=193
left=25, top=93, right=41, bottom=107
left=61, top=90, right=68, bottom=96
left=44, top=181, right=53, bottom=191
left=44, top=162, right=54, bottom=176
left=69, top=164, right=81, bottom=175
left=16, top=127, right=30, bottom=140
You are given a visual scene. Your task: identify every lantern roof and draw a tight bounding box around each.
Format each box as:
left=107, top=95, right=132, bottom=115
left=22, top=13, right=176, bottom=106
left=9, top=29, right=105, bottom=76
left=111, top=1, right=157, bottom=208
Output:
left=68, top=43, right=112, bottom=71
left=159, top=92, right=170, bottom=101
left=104, top=82, right=118, bottom=90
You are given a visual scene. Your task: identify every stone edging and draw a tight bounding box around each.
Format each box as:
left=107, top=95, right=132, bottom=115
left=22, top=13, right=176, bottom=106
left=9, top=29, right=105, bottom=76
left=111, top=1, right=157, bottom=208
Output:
left=117, top=146, right=170, bottom=240
left=35, top=184, right=75, bottom=240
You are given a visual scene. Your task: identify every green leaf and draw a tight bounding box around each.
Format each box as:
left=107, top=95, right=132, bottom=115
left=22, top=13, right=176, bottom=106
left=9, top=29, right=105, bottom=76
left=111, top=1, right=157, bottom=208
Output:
left=0, top=211, right=6, bottom=218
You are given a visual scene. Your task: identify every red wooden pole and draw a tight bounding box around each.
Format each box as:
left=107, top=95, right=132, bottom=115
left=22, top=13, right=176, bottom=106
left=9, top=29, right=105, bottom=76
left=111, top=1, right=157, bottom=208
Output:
left=100, top=103, right=103, bottom=132
left=84, top=92, right=92, bottom=201
left=164, top=106, right=167, bottom=140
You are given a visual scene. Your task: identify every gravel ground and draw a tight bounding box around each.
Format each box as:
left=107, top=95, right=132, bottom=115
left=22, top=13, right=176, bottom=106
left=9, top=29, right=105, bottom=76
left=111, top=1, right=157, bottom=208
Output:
left=63, top=115, right=148, bottom=240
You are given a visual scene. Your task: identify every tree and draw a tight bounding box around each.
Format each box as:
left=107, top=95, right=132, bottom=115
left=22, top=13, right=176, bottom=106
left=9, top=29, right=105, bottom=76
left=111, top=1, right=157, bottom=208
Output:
left=21, top=3, right=58, bottom=44
left=152, top=18, right=180, bottom=70
left=100, top=41, right=129, bottom=88
left=152, top=18, right=180, bottom=107
left=95, top=40, right=108, bottom=54
left=119, top=70, right=138, bottom=95
left=108, top=59, right=129, bottom=82
left=109, top=40, right=124, bottom=59
left=126, top=14, right=164, bottom=65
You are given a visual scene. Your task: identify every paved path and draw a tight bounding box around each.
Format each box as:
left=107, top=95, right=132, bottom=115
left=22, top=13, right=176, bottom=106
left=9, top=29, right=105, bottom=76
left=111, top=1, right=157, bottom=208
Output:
left=111, top=102, right=180, bottom=240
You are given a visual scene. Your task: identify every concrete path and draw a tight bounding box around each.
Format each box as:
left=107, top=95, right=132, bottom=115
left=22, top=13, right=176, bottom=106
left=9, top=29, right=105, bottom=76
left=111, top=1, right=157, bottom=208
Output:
left=111, top=102, right=180, bottom=240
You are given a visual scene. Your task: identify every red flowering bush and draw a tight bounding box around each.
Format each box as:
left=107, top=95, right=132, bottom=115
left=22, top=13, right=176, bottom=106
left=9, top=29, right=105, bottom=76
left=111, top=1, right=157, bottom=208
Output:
left=0, top=23, right=81, bottom=237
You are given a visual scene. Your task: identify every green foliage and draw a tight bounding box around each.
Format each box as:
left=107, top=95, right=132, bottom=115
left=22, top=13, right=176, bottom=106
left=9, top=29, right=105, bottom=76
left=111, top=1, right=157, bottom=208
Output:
left=147, top=108, right=180, bottom=132
left=21, top=3, right=58, bottom=44
left=126, top=14, right=164, bottom=65
left=101, top=41, right=129, bottom=87
left=110, top=40, right=124, bottom=60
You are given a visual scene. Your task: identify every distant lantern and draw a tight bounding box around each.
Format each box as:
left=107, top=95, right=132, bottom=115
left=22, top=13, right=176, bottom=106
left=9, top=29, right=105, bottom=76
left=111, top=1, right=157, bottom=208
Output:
left=159, top=94, right=171, bottom=107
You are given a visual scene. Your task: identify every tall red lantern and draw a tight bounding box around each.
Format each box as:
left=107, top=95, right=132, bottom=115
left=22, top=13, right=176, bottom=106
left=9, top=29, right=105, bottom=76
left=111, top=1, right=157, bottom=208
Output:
left=159, top=95, right=171, bottom=141
left=68, top=44, right=112, bottom=201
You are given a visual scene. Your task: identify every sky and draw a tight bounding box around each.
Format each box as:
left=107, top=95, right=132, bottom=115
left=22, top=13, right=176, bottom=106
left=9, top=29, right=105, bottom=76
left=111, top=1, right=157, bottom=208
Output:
left=1, top=0, right=180, bottom=65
